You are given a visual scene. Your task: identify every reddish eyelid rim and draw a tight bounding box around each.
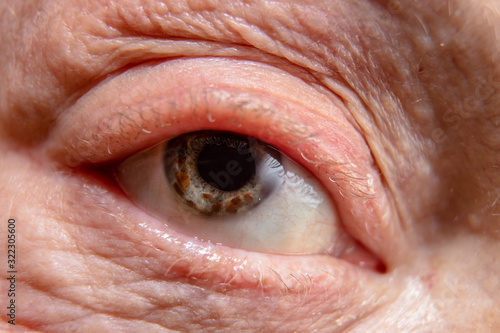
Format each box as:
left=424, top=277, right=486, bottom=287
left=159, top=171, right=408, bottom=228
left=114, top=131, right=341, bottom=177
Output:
left=47, top=57, right=390, bottom=270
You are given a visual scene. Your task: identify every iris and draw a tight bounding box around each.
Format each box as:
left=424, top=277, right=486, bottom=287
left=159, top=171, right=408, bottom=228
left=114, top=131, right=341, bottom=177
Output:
left=163, top=131, right=281, bottom=216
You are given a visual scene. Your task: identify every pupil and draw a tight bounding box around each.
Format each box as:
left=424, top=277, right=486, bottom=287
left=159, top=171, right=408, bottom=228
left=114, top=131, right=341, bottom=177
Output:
left=197, top=135, right=256, bottom=191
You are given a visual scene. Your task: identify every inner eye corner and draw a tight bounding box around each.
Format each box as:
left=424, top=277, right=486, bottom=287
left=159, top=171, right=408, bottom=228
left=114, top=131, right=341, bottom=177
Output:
left=377, top=262, right=388, bottom=274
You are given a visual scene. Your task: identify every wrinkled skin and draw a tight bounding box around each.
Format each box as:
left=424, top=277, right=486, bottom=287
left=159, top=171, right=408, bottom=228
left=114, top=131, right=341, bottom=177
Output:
left=1, top=0, right=500, bottom=332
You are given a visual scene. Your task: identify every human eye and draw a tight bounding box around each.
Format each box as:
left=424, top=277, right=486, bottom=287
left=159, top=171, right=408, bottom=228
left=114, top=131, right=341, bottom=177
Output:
left=49, top=57, right=392, bottom=292
left=117, top=130, right=347, bottom=255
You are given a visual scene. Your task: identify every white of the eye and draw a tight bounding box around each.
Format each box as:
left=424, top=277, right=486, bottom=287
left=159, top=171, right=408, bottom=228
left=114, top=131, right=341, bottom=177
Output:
left=118, top=142, right=341, bottom=255
left=221, top=156, right=339, bottom=255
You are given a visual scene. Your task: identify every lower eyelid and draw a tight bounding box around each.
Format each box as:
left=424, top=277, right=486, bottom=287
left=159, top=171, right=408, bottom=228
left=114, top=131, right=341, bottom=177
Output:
left=113, top=134, right=390, bottom=270
left=83, top=167, right=379, bottom=292
left=45, top=162, right=388, bottom=328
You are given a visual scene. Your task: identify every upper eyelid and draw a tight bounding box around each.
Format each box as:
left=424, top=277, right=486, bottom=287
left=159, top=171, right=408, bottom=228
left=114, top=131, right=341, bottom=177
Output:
left=46, top=57, right=375, bottom=196
left=65, top=86, right=316, bottom=162
left=50, top=59, right=335, bottom=141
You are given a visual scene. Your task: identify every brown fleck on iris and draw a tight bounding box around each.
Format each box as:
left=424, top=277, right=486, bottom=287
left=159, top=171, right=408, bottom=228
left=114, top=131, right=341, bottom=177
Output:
left=243, top=193, right=253, bottom=203
left=185, top=200, right=196, bottom=208
left=202, top=193, right=214, bottom=199
left=211, top=201, right=223, bottom=214
left=173, top=183, right=184, bottom=196
left=177, top=155, right=187, bottom=165
left=225, top=197, right=244, bottom=214
left=174, top=169, right=190, bottom=195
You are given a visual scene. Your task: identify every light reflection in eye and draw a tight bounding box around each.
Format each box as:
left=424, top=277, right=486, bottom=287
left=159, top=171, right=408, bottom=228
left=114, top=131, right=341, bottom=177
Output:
left=117, top=131, right=353, bottom=255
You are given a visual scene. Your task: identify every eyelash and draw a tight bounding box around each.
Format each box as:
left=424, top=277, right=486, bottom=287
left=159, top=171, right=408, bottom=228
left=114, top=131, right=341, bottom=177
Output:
left=76, top=88, right=368, bottom=201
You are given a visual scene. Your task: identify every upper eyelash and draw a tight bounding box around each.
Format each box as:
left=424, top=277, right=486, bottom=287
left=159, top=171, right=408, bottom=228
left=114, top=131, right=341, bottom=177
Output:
left=58, top=79, right=374, bottom=202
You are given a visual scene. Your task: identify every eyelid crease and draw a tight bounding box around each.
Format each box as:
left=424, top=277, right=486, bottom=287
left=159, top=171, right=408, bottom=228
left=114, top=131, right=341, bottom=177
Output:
left=103, top=0, right=334, bottom=75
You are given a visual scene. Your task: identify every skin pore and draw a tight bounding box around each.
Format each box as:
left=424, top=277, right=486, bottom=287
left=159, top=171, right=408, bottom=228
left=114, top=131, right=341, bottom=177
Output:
left=1, top=0, right=500, bottom=331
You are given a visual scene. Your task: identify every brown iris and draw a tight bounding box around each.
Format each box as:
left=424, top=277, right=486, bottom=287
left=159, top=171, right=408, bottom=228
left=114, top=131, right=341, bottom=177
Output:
left=163, top=131, right=279, bottom=216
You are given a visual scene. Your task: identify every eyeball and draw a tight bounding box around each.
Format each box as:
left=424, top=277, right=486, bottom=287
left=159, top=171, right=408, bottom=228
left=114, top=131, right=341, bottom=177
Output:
left=117, top=131, right=352, bottom=255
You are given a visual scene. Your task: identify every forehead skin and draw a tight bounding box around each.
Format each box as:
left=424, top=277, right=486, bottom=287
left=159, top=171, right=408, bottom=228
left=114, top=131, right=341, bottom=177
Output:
left=1, top=0, right=500, bottom=331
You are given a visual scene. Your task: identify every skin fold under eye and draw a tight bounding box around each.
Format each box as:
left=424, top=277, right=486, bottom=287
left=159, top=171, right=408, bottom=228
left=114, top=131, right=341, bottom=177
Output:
left=117, top=131, right=355, bottom=255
